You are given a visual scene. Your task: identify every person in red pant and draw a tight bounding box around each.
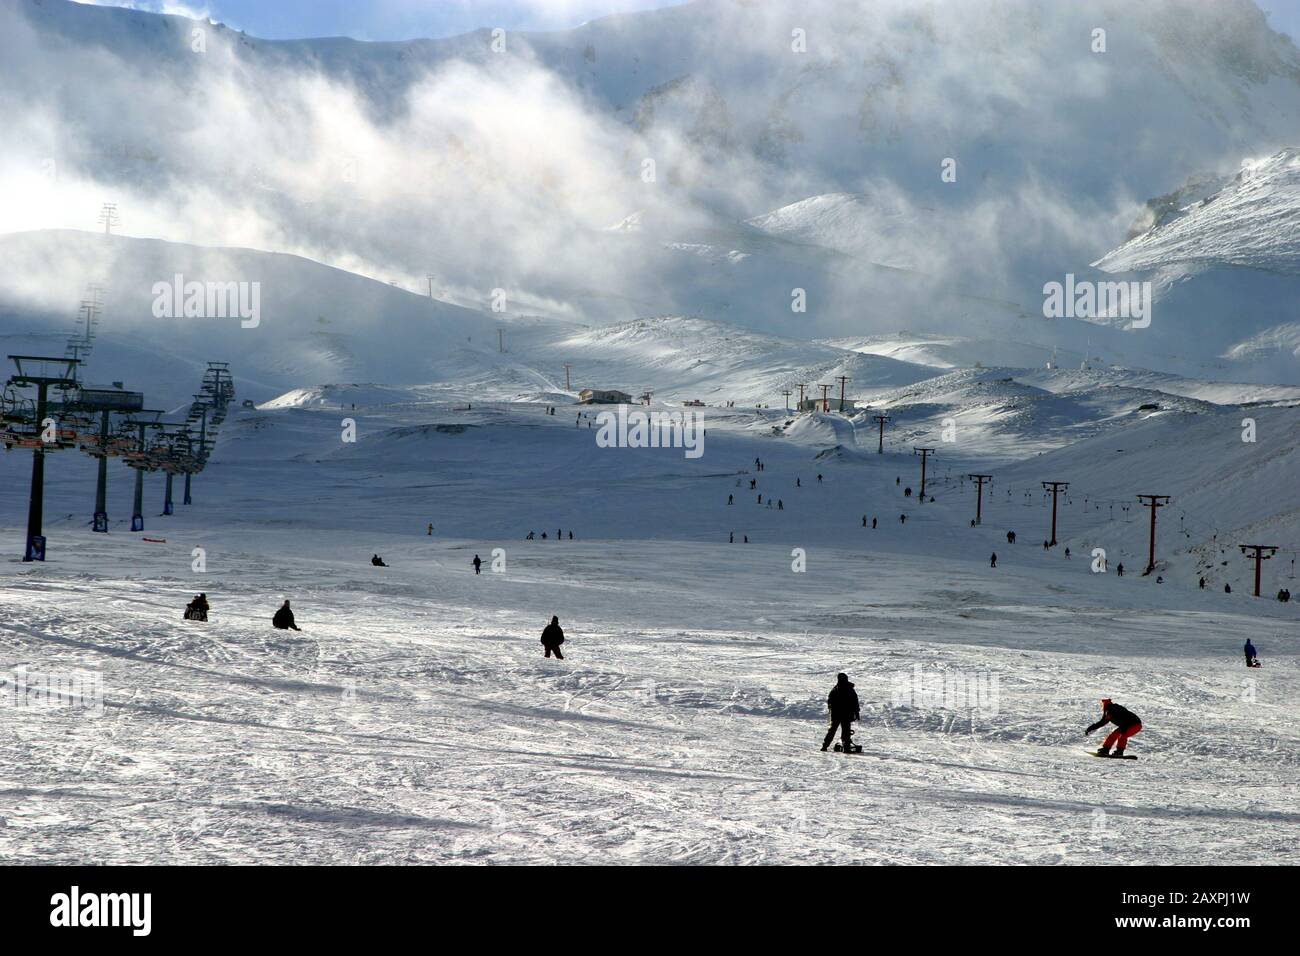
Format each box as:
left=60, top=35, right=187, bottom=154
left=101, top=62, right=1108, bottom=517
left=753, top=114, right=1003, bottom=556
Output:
left=1085, top=698, right=1142, bottom=757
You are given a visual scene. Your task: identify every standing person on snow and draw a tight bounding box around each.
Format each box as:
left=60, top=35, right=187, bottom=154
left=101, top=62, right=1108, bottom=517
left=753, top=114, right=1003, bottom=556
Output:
left=472, top=554, right=482, bottom=574
left=541, top=615, right=565, bottom=659
left=990, top=553, right=997, bottom=568
left=272, top=600, right=301, bottom=631
left=1007, top=531, right=1016, bottom=544
left=1117, top=563, right=1124, bottom=577
left=1085, top=698, right=1142, bottom=757
left=821, top=673, right=861, bottom=752
left=1244, top=639, right=1259, bottom=668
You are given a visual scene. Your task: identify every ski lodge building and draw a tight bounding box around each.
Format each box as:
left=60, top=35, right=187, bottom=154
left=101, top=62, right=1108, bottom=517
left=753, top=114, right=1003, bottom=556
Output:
left=577, top=388, right=633, bottom=405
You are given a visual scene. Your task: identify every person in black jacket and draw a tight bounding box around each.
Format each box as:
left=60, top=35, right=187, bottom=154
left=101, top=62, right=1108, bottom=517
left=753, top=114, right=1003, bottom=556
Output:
left=821, top=673, right=860, bottom=751
left=541, top=615, right=565, bottom=659
left=272, top=600, right=301, bottom=631
left=371, top=554, right=387, bottom=567
left=1085, top=698, right=1142, bottom=757
left=1244, top=639, right=1259, bottom=667
left=183, top=593, right=209, bottom=622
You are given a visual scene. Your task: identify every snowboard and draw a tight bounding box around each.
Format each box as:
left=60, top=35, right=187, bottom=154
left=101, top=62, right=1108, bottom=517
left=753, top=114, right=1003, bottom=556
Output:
left=1088, top=750, right=1138, bottom=760
left=832, top=743, right=863, bottom=753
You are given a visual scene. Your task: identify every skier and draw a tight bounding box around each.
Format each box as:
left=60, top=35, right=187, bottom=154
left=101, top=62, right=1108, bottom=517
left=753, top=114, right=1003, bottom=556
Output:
left=427, top=523, right=433, bottom=536
left=728, top=494, right=734, bottom=505
left=871, top=517, right=877, bottom=529
left=1199, top=577, right=1206, bottom=589
left=526, top=531, right=535, bottom=540
left=541, top=532, right=547, bottom=540
left=1085, top=698, right=1142, bottom=757
left=1117, top=563, right=1124, bottom=577
left=895, top=477, right=900, bottom=486
left=904, top=487, right=912, bottom=497
left=817, top=474, right=823, bottom=484
left=568, top=531, right=573, bottom=540
left=743, top=535, right=749, bottom=543
left=272, top=600, right=301, bottom=632
left=1043, top=540, right=1049, bottom=550
left=1064, top=547, right=1071, bottom=559
left=899, top=514, right=906, bottom=524
left=862, top=515, right=867, bottom=527
left=541, top=615, right=565, bottom=660
left=1244, top=639, right=1259, bottom=668
left=729, top=531, right=734, bottom=543
left=990, top=552, right=997, bottom=568
left=777, top=499, right=783, bottom=510
left=1225, top=583, right=1232, bottom=594
left=371, top=554, right=387, bottom=567
left=472, top=554, right=482, bottom=574
left=183, top=593, right=209, bottom=622
left=796, top=478, right=801, bottom=488
left=1007, top=531, right=1016, bottom=544
left=820, top=673, right=860, bottom=752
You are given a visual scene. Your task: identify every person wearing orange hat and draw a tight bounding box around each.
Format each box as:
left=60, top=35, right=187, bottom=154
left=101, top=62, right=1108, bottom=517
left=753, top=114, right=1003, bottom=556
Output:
left=1085, top=698, right=1142, bottom=757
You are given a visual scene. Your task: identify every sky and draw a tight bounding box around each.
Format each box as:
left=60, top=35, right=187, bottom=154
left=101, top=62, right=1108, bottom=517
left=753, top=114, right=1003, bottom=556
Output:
left=85, top=0, right=692, bottom=40
left=82, top=0, right=1300, bottom=41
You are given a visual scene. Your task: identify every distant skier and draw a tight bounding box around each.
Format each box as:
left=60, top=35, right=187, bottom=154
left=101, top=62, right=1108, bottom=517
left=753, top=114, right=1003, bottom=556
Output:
left=472, top=554, right=482, bottom=574
left=371, top=554, right=387, bottom=567
left=568, top=531, right=573, bottom=540
left=1007, top=531, right=1016, bottom=544
left=777, top=499, right=783, bottom=510
left=1225, top=583, right=1232, bottom=594
left=526, top=531, right=535, bottom=540
left=1064, top=547, right=1070, bottom=559
left=541, top=532, right=547, bottom=540
left=183, top=593, right=209, bottom=622
left=1043, top=540, right=1049, bottom=550
left=796, top=478, right=801, bottom=488
left=896, top=477, right=900, bottom=486
left=862, top=515, right=868, bottom=527
left=820, top=673, right=860, bottom=752
left=743, top=535, right=749, bottom=543
left=817, top=474, right=823, bottom=484
left=729, top=531, right=734, bottom=543
left=871, top=517, right=877, bottom=529
left=990, top=552, right=997, bottom=568
left=1244, top=639, right=1259, bottom=668
left=1200, top=577, right=1206, bottom=589
left=427, top=523, right=433, bottom=535
left=728, top=494, right=734, bottom=505
left=272, top=600, right=301, bottom=631
left=904, top=487, right=912, bottom=497
left=541, top=615, right=565, bottom=659
left=899, top=514, right=906, bottom=524
left=1116, top=563, right=1124, bottom=577
left=1085, top=698, right=1142, bottom=757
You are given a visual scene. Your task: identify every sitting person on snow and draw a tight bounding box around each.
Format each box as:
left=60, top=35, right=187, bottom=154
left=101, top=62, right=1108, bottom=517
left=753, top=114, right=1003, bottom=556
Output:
left=272, top=600, right=301, bottom=631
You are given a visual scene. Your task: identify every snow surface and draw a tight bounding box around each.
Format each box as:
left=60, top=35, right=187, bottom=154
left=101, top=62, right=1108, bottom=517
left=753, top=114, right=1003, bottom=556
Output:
left=2, top=393, right=1298, bottom=865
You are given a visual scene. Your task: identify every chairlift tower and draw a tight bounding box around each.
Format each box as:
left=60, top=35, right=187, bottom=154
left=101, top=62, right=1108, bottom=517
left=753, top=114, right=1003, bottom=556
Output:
left=7, top=355, right=81, bottom=560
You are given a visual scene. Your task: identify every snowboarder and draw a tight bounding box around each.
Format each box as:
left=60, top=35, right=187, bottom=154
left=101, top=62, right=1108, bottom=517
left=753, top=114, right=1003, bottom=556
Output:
left=472, top=554, right=482, bottom=574
left=820, top=673, right=860, bottom=752
left=183, top=593, right=209, bottom=622
left=990, top=553, right=997, bottom=568
left=541, top=615, right=565, bottom=659
left=272, top=600, right=301, bottom=631
left=1244, top=639, right=1259, bottom=668
left=1007, top=531, right=1016, bottom=544
left=1085, top=698, right=1142, bottom=757
left=371, top=554, right=387, bottom=567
